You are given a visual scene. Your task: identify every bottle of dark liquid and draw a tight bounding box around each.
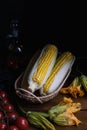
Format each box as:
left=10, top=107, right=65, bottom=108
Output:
left=7, top=19, right=25, bottom=72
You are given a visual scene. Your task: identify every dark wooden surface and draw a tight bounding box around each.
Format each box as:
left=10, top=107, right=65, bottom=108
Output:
left=0, top=49, right=87, bottom=130
left=11, top=58, right=87, bottom=130
left=15, top=91, right=87, bottom=130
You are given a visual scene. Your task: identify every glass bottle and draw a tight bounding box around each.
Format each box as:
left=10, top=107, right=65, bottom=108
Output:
left=7, top=19, right=25, bottom=72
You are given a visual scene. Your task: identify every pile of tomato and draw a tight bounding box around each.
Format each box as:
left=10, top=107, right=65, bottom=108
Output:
left=0, top=90, right=29, bottom=130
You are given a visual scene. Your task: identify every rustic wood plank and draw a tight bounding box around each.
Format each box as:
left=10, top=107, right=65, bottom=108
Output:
left=15, top=92, right=87, bottom=130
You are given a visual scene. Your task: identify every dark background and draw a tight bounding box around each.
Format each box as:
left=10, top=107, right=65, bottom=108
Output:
left=0, top=0, right=87, bottom=91
left=0, top=1, right=87, bottom=71
left=0, top=1, right=86, bottom=56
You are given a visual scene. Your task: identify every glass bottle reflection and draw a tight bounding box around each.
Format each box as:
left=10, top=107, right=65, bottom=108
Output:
left=7, top=19, right=24, bottom=71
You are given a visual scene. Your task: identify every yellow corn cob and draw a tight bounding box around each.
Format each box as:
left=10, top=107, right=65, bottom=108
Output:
left=40, top=51, right=75, bottom=95
left=27, top=44, right=58, bottom=92
left=32, top=44, right=57, bottom=84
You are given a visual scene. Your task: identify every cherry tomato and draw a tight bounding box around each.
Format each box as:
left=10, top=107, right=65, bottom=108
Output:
left=3, top=103, right=14, bottom=112
left=3, top=97, right=9, bottom=105
left=0, top=97, right=9, bottom=106
left=15, top=116, right=29, bottom=130
left=0, top=91, right=8, bottom=98
left=7, top=111, right=18, bottom=123
left=0, top=111, right=4, bottom=120
left=7, top=125, right=19, bottom=130
left=0, top=122, right=7, bottom=130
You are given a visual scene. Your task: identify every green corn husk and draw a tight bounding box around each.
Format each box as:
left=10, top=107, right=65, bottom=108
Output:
left=26, top=111, right=56, bottom=130
left=80, top=74, right=87, bottom=91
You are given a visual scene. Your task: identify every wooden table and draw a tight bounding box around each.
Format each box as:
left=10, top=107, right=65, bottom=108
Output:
left=15, top=92, right=87, bottom=130
left=4, top=57, right=87, bottom=130
left=14, top=58, right=87, bottom=130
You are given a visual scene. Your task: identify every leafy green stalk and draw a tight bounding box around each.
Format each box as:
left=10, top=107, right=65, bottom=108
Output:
left=80, top=74, right=87, bottom=91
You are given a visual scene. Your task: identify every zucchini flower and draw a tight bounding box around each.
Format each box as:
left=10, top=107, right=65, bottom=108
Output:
left=17, top=103, right=55, bottom=130
left=26, top=111, right=56, bottom=130
left=60, top=76, right=84, bottom=98
left=53, top=111, right=81, bottom=126
left=48, top=97, right=81, bottom=126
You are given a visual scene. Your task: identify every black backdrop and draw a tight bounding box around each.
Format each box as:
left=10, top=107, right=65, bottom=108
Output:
left=0, top=1, right=87, bottom=57
left=0, top=1, right=87, bottom=88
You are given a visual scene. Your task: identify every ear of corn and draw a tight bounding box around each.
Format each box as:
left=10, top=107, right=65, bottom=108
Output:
left=27, top=44, right=58, bottom=92
left=21, top=50, right=41, bottom=89
left=40, top=51, right=75, bottom=95
left=32, top=44, right=57, bottom=84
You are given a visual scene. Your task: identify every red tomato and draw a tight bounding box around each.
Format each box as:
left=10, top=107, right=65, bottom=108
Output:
left=0, top=97, right=9, bottom=106
left=7, top=125, right=19, bottom=130
left=3, top=97, right=9, bottom=105
left=0, top=111, right=4, bottom=120
left=7, top=111, right=18, bottom=123
left=0, top=122, right=7, bottom=130
left=15, top=116, right=29, bottom=130
left=0, top=91, right=8, bottom=98
left=3, top=103, right=14, bottom=112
